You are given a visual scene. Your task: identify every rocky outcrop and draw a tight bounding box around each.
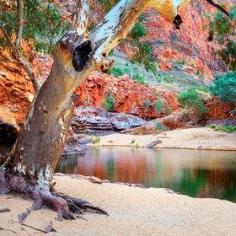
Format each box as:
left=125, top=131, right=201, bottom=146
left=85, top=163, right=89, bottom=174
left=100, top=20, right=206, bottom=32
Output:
left=75, top=72, right=180, bottom=119
left=122, top=111, right=192, bottom=135
left=206, top=97, right=235, bottom=120
left=71, top=106, right=146, bottom=134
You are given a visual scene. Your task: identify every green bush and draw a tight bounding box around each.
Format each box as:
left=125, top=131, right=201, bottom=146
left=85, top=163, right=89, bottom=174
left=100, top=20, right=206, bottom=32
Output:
left=208, top=6, right=236, bottom=70
left=209, top=125, right=236, bottom=133
left=133, top=74, right=146, bottom=85
left=209, top=71, right=236, bottom=104
left=155, top=122, right=168, bottom=132
left=131, top=22, right=146, bottom=39
left=178, top=88, right=207, bottom=114
left=154, top=100, right=165, bottom=112
left=132, top=41, right=157, bottom=74
left=103, top=94, right=115, bottom=111
left=143, top=99, right=151, bottom=109
left=108, top=66, right=129, bottom=77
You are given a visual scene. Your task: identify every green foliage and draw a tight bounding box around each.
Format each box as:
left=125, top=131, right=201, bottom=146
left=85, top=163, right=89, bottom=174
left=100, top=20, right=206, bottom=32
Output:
left=132, top=41, right=157, bottom=74
left=208, top=6, right=236, bottom=70
left=178, top=88, right=207, bottom=114
left=155, top=122, right=168, bottom=132
left=209, top=71, right=236, bottom=104
left=103, top=94, right=115, bottom=111
left=108, top=66, right=129, bottom=77
left=131, top=22, right=146, bottom=39
left=166, top=106, right=173, bottom=115
left=129, top=20, right=157, bottom=75
left=133, top=74, right=146, bottom=85
left=0, top=0, right=69, bottom=53
left=209, top=124, right=236, bottom=133
left=143, top=99, right=151, bottom=109
left=154, top=100, right=165, bottom=112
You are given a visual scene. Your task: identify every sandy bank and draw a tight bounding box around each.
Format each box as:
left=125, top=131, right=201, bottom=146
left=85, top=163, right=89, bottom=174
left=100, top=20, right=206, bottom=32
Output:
left=90, top=127, right=236, bottom=150
left=0, top=175, right=236, bottom=235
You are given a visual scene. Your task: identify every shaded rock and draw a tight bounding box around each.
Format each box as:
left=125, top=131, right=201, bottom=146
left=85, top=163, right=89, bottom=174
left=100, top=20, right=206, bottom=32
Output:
left=63, top=132, right=89, bottom=156
left=71, top=106, right=146, bottom=134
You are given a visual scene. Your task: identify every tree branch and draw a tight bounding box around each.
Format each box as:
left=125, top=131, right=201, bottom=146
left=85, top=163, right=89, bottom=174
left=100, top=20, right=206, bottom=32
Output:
left=16, top=0, right=24, bottom=49
left=206, top=0, right=229, bottom=16
left=0, top=1, right=40, bottom=92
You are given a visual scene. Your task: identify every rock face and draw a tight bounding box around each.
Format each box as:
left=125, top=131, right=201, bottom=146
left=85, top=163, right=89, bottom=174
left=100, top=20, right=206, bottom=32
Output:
left=75, top=72, right=180, bottom=119
left=71, top=106, right=146, bottom=134
left=206, top=97, right=235, bottom=120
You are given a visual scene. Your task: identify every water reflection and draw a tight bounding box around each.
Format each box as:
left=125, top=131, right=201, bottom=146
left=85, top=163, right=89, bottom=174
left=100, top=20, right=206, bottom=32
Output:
left=56, top=148, right=236, bottom=202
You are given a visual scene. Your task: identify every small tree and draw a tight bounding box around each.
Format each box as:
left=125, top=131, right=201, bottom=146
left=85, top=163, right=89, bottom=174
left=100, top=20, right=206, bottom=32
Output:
left=209, top=71, right=236, bottom=104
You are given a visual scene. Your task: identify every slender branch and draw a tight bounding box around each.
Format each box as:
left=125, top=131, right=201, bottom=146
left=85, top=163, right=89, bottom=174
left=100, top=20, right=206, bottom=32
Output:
left=0, top=19, right=40, bottom=91
left=206, top=0, right=229, bottom=16
left=16, top=0, right=24, bottom=49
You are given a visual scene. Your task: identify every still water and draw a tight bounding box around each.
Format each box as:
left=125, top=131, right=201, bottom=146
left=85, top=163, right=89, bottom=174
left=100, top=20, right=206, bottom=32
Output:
left=56, top=148, right=236, bottom=202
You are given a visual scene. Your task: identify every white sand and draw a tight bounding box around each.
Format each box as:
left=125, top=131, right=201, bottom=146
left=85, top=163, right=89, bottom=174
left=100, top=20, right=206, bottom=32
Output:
left=0, top=175, right=236, bottom=235
left=155, top=127, right=236, bottom=150
left=90, top=128, right=236, bottom=150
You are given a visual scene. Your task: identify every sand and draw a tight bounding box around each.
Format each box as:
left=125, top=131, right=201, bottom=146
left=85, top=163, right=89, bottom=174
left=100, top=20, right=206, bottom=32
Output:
left=90, top=128, right=236, bottom=150
left=0, top=175, right=236, bottom=236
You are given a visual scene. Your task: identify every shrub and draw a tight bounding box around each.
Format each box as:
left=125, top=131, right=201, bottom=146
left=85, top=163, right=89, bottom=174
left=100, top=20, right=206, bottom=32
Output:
left=133, top=74, right=146, bottom=85
left=103, top=94, right=115, bottom=111
left=154, top=100, right=165, bottom=113
left=155, top=122, right=168, bottom=132
left=209, top=125, right=236, bottom=133
left=178, top=88, right=207, bottom=114
left=132, top=41, right=157, bottom=74
left=131, top=22, right=146, bottom=39
left=208, top=6, right=236, bottom=70
left=143, top=99, right=151, bottom=109
left=209, top=71, right=236, bottom=104
left=108, top=66, right=129, bottom=77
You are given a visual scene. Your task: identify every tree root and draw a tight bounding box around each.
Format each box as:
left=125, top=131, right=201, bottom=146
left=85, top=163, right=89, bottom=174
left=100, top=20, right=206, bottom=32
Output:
left=0, top=170, right=108, bottom=221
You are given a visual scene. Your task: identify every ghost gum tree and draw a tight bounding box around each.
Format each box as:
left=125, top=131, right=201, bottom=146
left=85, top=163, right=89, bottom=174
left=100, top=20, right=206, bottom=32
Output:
left=0, top=0, right=230, bottom=220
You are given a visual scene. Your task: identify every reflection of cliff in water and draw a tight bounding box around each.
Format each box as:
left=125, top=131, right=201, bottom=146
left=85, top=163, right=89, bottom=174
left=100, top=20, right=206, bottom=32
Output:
left=56, top=148, right=236, bottom=202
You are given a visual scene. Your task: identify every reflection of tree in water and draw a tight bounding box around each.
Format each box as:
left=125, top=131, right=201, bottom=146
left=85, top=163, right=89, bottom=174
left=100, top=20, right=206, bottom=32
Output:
left=106, top=157, right=115, bottom=181
left=169, top=168, right=236, bottom=202
left=55, top=155, right=79, bottom=173
left=172, top=169, right=207, bottom=197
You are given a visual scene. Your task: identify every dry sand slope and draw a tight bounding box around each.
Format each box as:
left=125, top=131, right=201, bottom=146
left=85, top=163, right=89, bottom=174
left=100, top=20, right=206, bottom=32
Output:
left=0, top=175, right=236, bottom=236
left=90, top=128, right=236, bottom=150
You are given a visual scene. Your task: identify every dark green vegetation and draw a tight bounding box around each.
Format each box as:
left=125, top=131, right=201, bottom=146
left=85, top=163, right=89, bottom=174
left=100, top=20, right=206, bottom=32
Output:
left=57, top=148, right=236, bottom=203
left=0, top=0, right=69, bottom=53
left=209, top=71, right=236, bottom=104
left=208, top=5, right=236, bottom=70
left=131, top=18, right=157, bottom=74
left=178, top=88, right=207, bottom=114
left=209, top=124, right=236, bottom=133
left=103, top=93, right=115, bottom=111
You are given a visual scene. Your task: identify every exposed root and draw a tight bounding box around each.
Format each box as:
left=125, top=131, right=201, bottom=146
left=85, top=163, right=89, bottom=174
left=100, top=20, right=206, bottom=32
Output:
left=0, top=169, right=108, bottom=221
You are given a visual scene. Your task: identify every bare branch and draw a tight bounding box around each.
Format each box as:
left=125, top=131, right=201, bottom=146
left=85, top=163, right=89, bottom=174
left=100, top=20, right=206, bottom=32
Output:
left=0, top=25, right=40, bottom=91
left=16, top=0, right=24, bottom=49
left=206, top=0, right=229, bottom=17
